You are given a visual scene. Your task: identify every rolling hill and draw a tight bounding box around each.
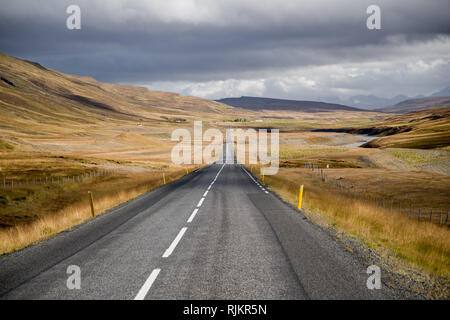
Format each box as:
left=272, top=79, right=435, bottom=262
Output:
left=216, top=96, right=363, bottom=112
left=354, top=107, right=450, bottom=149
left=0, top=52, right=233, bottom=133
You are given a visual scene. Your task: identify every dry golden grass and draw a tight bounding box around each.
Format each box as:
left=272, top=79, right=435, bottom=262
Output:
left=362, top=107, right=450, bottom=149
left=0, top=52, right=234, bottom=130
left=304, top=136, right=332, bottom=144
left=279, top=144, right=350, bottom=160
left=0, top=167, right=193, bottom=256
left=320, top=168, right=450, bottom=211
left=253, top=167, right=450, bottom=278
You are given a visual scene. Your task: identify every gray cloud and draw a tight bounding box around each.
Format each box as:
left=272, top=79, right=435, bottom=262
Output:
left=0, top=0, right=449, bottom=100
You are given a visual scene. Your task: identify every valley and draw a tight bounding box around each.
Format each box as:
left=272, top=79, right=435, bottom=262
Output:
left=0, top=51, right=449, bottom=298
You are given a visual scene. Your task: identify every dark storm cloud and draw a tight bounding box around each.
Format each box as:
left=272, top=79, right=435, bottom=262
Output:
left=0, top=0, right=449, bottom=98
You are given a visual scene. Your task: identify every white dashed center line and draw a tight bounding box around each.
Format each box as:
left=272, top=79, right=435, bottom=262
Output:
left=162, top=227, right=187, bottom=258
left=197, top=197, right=205, bottom=207
left=135, top=163, right=227, bottom=299
left=134, top=268, right=161, bottom=300
left=187, top=208, right=199, bottom=223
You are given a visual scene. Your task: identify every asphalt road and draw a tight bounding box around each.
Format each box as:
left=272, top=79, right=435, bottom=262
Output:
left=0, top=131, right=393, bottom=300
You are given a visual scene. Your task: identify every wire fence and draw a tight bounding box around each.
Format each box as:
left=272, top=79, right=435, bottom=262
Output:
left=1, top=169, right=120, bottom=189
left=304, top=162, right=449, bottom=226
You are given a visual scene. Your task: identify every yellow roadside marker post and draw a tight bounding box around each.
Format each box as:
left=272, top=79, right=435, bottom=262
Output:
left=88, top=191, right=95, bottom=217
left=262, top=173, right=265, bottom=184
left=186, top=168, right=189, bottom=175
left=297, top=185, right=304, bottom=210
left=163, top=173, right=166, bottom=185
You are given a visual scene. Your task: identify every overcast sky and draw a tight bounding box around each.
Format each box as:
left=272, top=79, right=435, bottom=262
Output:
left=0, top=0, right=449, bottom=101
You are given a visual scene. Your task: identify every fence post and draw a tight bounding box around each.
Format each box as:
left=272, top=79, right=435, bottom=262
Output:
left=297, top=185, right=304, bottom=210
left=88, top=191, right=95, bottom=217
left=418, top=208, right=421, bottom=221
left=440, top=211, right=443, bottom=225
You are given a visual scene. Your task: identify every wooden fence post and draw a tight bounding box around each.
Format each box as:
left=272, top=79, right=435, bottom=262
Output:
left=88, top=191, right=95, bottom=217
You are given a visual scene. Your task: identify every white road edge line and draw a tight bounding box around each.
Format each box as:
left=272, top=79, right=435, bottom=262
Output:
left=162, top=227, right=187, bottom=258
left=187, top=208, right=199, bottom=223
left=197, top=197, right=205, bottom=207
left=203, top=190, right=208, bottom=197
left=242, top=166, right=269, bottom=193
left=134, top=268, right=161, bottom=300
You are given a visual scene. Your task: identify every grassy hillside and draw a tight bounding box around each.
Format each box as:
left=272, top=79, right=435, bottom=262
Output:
left=0, top=52, right=233, bottom=139
left=361, top=107, right=450, bottom=149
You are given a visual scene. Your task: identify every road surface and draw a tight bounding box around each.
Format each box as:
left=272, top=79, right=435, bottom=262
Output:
left=0, top=130, right=392, bottom=299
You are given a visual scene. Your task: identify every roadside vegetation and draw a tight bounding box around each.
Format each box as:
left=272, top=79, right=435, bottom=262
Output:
left=386, top=148, right=449, bottom=166
left=0, top=155, right=195, bottom=255
left=250, top=165, right=449, bottom=280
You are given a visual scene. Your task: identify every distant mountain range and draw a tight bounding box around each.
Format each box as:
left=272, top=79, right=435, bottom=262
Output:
left=431, top=87, right=450, bottom=97
left=215, top=96, right=363, bottom=112
left=319, top=87, right=450, bottom=110
left=375, top=96, right=450, bottom=114
left=217, top=87, right=450, bottom=114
